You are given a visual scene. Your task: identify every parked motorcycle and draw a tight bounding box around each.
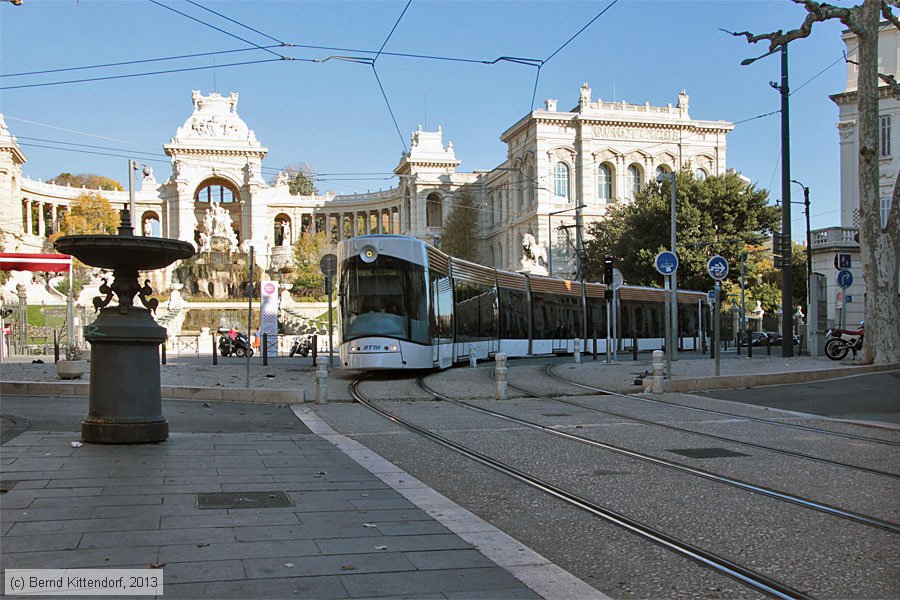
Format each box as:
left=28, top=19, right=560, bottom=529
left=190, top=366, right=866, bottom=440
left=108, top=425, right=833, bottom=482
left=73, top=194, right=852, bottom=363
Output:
left=824, top=324, right=864, bottom=360
left=217, top=327, right=254, bottom=358
left=289, top=335, right=313, bottom=358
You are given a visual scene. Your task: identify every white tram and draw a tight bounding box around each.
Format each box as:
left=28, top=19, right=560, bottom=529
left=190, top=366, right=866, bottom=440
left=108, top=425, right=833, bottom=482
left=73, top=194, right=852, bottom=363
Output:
left=338, top=235, right=708, bottom=370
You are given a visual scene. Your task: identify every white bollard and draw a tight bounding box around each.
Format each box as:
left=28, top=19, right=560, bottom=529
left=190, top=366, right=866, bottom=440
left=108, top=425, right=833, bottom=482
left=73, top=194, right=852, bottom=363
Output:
left=494, top=353, right=508, bottom=400
left=651, top=349, right=664, bottom=394
left=469, top=343, right=477, bottom=368
left=573, top=339, right=582, bottom=364
left=315, top=362, right=328, bottom=404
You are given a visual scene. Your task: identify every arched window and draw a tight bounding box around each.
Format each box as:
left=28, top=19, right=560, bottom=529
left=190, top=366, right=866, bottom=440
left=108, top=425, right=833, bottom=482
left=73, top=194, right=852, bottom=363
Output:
left=655, top=165, right=671, bottom=179
left=426, top=192, right=442, bottom=227
left=597, top=164, right=612, bottom=202
left=554, top=162, right=570, bottom=199
left=490, top=245, right=496, bottom=267
left=194, top=177, right=240, bottom=203
left=496, top=241, right=503, bottom=268
left=141, top=211, right=161, bottom=237
left=626, top=164, right=641, bottom=200
left=694, top=168, right=707, bottom=180
left=526, top=165, right=535, bottom=206
left=274, top=214, right=291, bottom=246
left=403, top=188, right=411, bottom=231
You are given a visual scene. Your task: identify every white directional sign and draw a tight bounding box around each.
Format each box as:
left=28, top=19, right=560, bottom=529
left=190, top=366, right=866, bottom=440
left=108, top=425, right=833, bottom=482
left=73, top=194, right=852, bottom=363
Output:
left=707, top=255, right=729, bottom=281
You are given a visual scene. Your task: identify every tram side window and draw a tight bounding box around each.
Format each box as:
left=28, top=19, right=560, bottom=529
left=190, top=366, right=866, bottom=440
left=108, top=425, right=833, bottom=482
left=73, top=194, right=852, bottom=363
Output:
left=588, top=297, right=607, bottom=337
left=430, top=271, right=453, bottom=340
left=678, top=303, right=697, bottom=336
left=454, top=280, right=498, bottom=342
left=499, top=289, right=528, bottom=339
left=532, top=293, right=582, bottom=339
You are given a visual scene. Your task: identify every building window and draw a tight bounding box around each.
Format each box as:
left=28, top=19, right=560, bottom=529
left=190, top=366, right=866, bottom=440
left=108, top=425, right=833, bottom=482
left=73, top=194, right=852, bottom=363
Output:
left=626, top=164, right=641, bottom=200
left=655, top=165, right=670, bottom=179
left=880, top=115, right=891, bottom=158
left=881, top=196, right=892, bottom=228
left=597, top=164, right=612, bottom=202
left=554, top=162, right=570, bottom=200
left=426, top=192, right=442, bottom=227
left=694, top=168, right=707, bottom=180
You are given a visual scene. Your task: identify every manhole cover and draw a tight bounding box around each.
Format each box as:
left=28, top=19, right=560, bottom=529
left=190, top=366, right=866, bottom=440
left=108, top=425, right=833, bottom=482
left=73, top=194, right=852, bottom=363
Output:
left=668, top=448, right=750, bottom=459
left=197, top=491, right=293, bottom=509
left=0, top=480, right=20, bottom=493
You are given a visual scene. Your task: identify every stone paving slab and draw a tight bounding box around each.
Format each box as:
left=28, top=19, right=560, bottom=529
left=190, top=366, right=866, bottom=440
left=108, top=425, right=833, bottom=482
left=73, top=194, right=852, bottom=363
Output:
left=0, top=426, right=602, bottom=599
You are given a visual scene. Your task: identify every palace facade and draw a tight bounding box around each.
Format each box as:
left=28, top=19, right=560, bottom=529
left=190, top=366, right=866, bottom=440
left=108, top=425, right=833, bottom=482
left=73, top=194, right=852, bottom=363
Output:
left=0, top=84, right=732, bottom=280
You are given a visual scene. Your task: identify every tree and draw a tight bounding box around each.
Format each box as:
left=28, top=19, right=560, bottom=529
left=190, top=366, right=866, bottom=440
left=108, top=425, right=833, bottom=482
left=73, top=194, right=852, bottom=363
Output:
left=729, top=0, right=899, bottom=364
left=439, top=190, right=478, bottom=261
left=583, top=170, right=779, bottom=295
left=292, top=232, right=329, bottom=300
left=52, top=192, right=120, bottom=240
left=51, top=172, right=123, bottom=191
left=274, top=163, right=318, bottom=196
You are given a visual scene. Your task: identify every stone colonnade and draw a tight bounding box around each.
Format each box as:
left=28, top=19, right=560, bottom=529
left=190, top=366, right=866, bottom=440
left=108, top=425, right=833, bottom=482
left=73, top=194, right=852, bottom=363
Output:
left=20, top=198, right=63, bottom=238
left=292, top=206, right=401, bottom=241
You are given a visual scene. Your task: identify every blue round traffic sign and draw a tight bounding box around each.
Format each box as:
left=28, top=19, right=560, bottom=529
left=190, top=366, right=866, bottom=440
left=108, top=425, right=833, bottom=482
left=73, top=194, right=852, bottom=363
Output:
left=836, top=269, right=853, bottom=289
left=655, top=251, right=678, bottom=276
left=707, top=255, right=729, bottom=280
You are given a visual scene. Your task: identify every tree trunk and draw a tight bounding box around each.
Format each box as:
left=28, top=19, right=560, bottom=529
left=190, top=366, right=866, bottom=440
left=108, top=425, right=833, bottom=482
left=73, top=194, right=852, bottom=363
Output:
left=858, top=0, right=900, bottom=364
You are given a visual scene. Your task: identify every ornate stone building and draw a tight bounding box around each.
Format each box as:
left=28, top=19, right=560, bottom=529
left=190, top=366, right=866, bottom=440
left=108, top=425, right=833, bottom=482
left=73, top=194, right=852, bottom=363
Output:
left=0, top=85, right=732, bottom=282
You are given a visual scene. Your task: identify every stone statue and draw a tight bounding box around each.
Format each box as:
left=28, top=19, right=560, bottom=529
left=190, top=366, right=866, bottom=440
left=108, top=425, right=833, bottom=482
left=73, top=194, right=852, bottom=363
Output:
left=191, top=90, right=202, bottom=111
left=281, top=221, right=291, bottom=246
left=198, top=232, right=210, bottom=252
left=198, top=203, right=239, bottom=252
left=228, top=92, right=239, bottom=114
left=143, top=219, right=153, bottom=237
left=520, top=233, right=548, bottom=275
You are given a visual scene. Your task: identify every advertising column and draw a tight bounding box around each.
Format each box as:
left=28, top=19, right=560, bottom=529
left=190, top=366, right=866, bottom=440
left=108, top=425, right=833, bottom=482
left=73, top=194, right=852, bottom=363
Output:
left=260, top=280, right=279, bottom=356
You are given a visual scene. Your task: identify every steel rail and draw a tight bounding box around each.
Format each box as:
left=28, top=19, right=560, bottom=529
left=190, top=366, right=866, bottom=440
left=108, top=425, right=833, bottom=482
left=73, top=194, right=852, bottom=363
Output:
left=422, top=378, right=899, bottom=534
left=496, top=374, right=899, bottom=480
left=350, top=376, right=813, bottom=600
left=545, top=364, right=900, bottom=448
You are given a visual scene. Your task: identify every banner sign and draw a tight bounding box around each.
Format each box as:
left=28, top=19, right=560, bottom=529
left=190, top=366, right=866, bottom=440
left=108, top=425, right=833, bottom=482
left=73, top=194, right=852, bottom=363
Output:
left=260, top=280, right=279, bottom=355
left=0, top=253, right=72, bottom=273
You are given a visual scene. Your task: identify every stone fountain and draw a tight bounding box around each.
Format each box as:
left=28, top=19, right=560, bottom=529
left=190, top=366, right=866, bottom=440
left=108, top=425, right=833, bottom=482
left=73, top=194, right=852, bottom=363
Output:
left=55, top=209, right=195, bottom=444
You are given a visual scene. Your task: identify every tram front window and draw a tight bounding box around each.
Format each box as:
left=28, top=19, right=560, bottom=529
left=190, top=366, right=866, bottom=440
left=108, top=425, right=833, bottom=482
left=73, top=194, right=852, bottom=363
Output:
left=341, top=256, right=428, bottom=343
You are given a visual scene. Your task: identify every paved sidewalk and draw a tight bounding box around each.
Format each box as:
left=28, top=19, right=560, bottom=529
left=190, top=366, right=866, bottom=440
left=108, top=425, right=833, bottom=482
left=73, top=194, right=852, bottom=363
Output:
left=0, top=404, right=601, bottom=599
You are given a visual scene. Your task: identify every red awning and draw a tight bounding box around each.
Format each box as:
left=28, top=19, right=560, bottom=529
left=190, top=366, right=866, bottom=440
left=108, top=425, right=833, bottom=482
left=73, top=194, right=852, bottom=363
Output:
left=0, top=253, right=72, bottom=273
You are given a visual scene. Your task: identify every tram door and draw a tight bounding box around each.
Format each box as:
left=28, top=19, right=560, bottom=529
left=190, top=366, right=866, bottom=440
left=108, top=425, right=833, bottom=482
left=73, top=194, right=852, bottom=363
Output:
left=430, top=270, right=453, bottom=368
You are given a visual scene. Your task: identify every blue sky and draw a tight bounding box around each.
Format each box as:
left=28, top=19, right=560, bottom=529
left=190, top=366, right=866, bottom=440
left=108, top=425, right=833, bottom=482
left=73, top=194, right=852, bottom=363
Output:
left=0, top=0, right=859, bottom=241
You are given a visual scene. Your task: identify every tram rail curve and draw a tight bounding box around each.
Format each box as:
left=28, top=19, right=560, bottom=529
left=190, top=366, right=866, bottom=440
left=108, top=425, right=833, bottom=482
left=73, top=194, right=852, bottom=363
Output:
left=491, top=371, right=899, bottom=480
left=350, top=374, right=813, bottom=600
left=545, top=364, right=900, bottom=447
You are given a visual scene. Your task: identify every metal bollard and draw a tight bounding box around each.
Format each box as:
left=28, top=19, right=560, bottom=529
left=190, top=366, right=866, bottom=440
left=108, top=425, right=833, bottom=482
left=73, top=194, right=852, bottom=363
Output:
left=651, top=349, right=664, bottom=394
left=212, top=335, right=217, bottom=365
left=573, top=338, right=581, bottom=364
left=494, top=353, right=508, bottom=400
left=54, top=331, right=60, bottom=363
left=633, top=331, right=638, bottom=361
left=262, top=333, right=268, bottom=366
left=312, top=334, right=318, bottom=365
left=469, top=343, right=477, bottom=368
left=161, top=340, right=167, bottom=365
left=315, top=362, right=328, bottom=404
left=766, top=336, right=771, bottom=356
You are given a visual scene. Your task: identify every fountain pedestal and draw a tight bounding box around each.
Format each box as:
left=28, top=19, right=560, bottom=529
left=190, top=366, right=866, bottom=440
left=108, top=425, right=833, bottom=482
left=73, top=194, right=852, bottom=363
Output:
left=81, top=307, right=169, bottom=443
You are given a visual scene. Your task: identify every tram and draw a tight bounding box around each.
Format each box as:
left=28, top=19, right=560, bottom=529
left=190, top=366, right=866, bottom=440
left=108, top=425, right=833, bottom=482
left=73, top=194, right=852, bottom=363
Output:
left=337, top=235, right=708, bottom=370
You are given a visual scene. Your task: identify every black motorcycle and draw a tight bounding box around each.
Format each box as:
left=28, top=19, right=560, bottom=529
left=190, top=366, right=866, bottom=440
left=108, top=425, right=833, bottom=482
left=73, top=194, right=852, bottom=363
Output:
left=217, top=327, right=254, bottom=358
left=289, top=335, right=313, bottom=358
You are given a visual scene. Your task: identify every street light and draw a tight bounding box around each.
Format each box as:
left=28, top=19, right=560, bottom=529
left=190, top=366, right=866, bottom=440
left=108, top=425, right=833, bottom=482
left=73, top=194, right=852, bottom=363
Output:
left=741, top=42, right=794, bottom=357
left=547, top=205, right=586, bottom=277
left=656, top=172, right=678, bottom=359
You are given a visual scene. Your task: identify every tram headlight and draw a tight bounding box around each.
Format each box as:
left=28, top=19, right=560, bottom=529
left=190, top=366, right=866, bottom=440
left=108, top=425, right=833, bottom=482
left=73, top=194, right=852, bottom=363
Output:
left=360, top=245, right=378, bottom=263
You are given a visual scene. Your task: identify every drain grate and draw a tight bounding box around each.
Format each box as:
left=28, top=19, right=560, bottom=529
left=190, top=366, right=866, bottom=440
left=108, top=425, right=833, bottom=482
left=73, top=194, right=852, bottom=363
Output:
left=0, top=480, right=20, bottom=493
left=668, top=448, right=750, bottom=459
left=197, top=491, right=293, bottom=509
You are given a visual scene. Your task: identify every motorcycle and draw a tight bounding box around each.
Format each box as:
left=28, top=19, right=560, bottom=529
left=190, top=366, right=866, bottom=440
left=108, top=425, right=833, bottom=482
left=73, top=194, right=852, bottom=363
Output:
left=824, top=324, right=864, bottom=360
left=289, top=335, right=313, bottom=358
left=217, top=327, right=254, bottom=358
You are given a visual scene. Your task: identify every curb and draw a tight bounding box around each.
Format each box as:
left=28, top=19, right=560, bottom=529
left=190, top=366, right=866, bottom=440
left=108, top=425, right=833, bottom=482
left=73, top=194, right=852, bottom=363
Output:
left=661, top=362, right=900, bottom=393
left=0, top=381, right=305, bottom=404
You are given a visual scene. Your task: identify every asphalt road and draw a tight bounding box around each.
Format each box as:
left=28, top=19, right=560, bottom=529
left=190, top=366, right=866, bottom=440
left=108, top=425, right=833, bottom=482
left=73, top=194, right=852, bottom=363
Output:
left=699, top=371, right=900, bottom=425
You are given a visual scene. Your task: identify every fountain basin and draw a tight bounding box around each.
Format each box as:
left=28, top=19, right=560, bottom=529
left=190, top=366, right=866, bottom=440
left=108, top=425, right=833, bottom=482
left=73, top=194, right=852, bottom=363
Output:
left=55, top=235, right=194, bottom=270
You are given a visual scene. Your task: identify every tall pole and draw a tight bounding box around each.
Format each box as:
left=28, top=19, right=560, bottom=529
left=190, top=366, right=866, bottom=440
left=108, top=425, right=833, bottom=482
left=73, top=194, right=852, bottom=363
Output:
left=669, top=173, right=678, bottom=360
left=246, top=246, right=254, bottom=388
left=127, top=159, right=136, bottom=234
left=740, top=252, right=747, bottom=345
left=778, top=43, right=794, bottom=357
left=547, top=213, right=552, bottom=276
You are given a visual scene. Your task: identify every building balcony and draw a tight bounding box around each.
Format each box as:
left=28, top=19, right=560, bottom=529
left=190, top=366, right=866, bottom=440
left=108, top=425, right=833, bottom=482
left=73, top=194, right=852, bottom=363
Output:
left=811, top=226, right=859, bottom=251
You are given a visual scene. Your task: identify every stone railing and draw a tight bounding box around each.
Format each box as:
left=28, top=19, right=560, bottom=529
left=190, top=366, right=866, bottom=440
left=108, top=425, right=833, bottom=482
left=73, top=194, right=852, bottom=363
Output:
left=334, top=187, right=400, bottom=203
left=811, top=227, right=859, bottom=249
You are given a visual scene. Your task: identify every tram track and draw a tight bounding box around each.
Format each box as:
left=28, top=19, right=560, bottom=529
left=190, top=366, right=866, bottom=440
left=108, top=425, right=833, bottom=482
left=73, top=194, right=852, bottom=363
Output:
left=350, top=374, right=813, bottom=600
left=494, top=372, right=900, bottom=480
left=545, top=364, right=900, bottom=447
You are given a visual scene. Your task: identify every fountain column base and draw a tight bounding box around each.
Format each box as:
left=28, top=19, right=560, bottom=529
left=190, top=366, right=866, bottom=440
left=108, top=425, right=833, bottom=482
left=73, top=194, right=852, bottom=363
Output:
left=82, top=307, right=168, bottom=444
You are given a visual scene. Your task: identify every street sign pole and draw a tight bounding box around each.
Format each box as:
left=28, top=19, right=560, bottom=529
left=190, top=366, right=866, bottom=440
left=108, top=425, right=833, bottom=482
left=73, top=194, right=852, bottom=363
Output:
left=319, top=253, right=338, bottom=369
left=714, top=280, right=721, bottom=376
left=664, top=276, right=672, bottom=380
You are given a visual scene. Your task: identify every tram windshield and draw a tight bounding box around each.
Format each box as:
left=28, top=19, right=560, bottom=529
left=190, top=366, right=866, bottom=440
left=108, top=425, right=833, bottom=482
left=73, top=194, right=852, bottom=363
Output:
left=340, top=255, right=428, bottom=343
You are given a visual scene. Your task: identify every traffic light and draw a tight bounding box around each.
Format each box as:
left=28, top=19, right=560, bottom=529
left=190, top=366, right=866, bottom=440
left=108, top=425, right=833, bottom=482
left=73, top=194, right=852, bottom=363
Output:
left=603, top=256, right=614, bottom=285
left=772, top=231, right=786, bottom=269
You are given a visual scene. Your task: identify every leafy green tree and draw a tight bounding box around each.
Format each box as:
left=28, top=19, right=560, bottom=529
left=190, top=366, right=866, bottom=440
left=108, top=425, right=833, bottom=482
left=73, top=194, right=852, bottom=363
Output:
left=440, top=190, right=478, bottom=261
left=292, top=232, right=329, bottom=300
left=582, top=170, right=779, bottom=296
left=53, top=192, right=120, bottom=239
left=51, top=172, right=123, bottom=191
left=274, top=163, right=318, bottom=196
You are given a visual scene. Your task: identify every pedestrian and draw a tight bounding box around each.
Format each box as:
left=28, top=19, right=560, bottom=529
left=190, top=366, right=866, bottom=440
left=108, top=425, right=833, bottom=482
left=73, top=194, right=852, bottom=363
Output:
left=252, top=329, right=260, bottom=350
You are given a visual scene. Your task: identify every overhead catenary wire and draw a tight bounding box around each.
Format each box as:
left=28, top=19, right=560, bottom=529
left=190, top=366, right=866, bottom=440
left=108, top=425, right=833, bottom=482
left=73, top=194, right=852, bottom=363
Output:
left=184, top=0, right=287, bottom=46
left=374, top=0, right=412, bottom=62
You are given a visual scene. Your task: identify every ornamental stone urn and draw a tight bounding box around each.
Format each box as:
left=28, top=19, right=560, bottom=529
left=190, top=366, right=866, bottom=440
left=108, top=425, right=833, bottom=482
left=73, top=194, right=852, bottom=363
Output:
left=56, top=359, right=87, bottom=380
left=54, top=209, right=194, bottom=444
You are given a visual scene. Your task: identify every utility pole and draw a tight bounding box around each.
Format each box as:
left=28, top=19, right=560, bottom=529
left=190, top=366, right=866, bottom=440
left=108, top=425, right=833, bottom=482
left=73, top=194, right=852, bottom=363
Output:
left=776, top=43, right=794, bottom=358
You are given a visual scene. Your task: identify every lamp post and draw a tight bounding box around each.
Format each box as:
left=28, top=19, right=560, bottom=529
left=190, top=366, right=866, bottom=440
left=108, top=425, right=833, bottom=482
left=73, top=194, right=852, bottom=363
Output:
left=742, top=42, right=793, bottom=357
left=791, top=180, right=811, bottom=354
left=547, top=205, right=586, bottom=277
left=657, top=172, right=678, bottom=358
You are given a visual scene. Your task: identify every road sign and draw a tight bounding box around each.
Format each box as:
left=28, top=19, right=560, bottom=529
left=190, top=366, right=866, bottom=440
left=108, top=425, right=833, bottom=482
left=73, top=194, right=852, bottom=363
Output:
left=611, top=268, right=624, bottom=291
left=836, top=269, right=853, bottom=289
left=655, top=251, right=678, bottom=276
left=707, top=290, right=716, bottom=302
left=707, top=255, right=729, bottom=280
left=319, top=253, right=337, bottom=277
left=834, top=253, right=851, bottom=270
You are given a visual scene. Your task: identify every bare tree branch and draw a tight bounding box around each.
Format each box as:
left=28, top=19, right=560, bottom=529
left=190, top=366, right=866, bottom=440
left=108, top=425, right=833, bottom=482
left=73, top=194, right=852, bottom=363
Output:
left=882, top=1, right=900, bottom=28
left=727, top=1, right=855, bottom=51
left=878, top=72, right=900, bottom=98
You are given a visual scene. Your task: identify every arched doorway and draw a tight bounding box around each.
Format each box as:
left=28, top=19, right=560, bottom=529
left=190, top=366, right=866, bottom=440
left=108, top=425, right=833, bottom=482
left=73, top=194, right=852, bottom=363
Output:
left=194, top=177, right=242, bottom=246
left=274, top=214, right=292, bottom=247
left=141, top=211, right=161, bottom=237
